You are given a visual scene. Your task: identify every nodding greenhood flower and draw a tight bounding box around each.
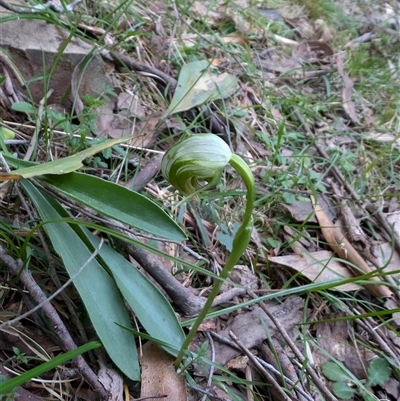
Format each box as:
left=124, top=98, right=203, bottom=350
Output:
left=162, top=133, right=255, bottom=368
left=161, top=134, right=232, bottom=196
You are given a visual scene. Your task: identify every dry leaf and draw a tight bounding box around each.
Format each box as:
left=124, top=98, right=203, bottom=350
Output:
left=269, top=250, right=362, bottom=291
left=140, top=342, right=187, bottom=401
left=313, top=314, right=376, bottom=379
left=311, top=195, right=393, bottom=298
left=295, top=40, right=334, bottom=62
left=364, top=132, right=400, bottom=147
left=95, top=92, right=147, bottom=140
left=336, top=55, right=361, bottom=124
left=286, top=17, right=316, bottom=39
left=191, top=1, right=222, bottom=27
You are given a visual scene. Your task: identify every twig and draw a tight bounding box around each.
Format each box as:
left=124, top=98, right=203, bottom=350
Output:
left=261, top=341, right=309, bottom=401
left=353, top=308, right=400, bottom=367
left=229, top=330, right=293, bottom=401
left=0, top=239, right=103, bottom=331
left=130, top=154, right=163, bottom=192
left=0, top=0, right=81, bottom=14
left=186, top=385, right=226, bottom=401
left=123, top=237, right=207, bottom=316
left=109, top=51, right=177, bottom=91
left=245, top=365, right=254, bottom=401
left=0, top=245, right=109, bottom=399
left=13, top=179, right=91, bottom=345
left=248, top=290, right=338, bottom=401
left=201, top=332, right=215, bottom=401
left=209, top=331, right=314, bottom=401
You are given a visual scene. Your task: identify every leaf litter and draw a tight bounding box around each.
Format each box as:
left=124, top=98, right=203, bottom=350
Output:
left=1, top=0, right=400, bottom=400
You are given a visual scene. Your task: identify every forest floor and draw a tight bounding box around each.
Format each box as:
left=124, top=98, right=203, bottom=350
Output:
left=1, top=0, right=400, bottom=400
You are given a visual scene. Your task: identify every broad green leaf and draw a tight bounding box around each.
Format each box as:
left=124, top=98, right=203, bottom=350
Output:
left=0, top=127, right=15, bottom=140
left=367, top=358, right=391, bottom=386
left=3, top=136, right=135, bottom=180
left=40, top=172, right=186, bottom=241
left=321, top=361, right=349, bottom=382
left=1, top=341, right=102, bottom=394
left=21, top=180, right=140, bottom=380
left=165, top=60, right=238, bottom=116
left=11, top=101, right=35, bottom=114
left=27, top=183, right=184, bottom=353
left=86, top=233, right=185, bottom=355
left=332, top=382, right=354, bottom=400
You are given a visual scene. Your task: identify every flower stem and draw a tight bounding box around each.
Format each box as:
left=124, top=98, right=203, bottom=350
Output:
left=174, top=154, right=255, bottom=368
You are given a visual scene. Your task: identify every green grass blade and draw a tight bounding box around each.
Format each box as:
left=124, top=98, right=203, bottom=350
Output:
left=40, top=172, right=186, bottom=241
left=21, top=179, right=140, bottom=380
left=10, top=136, right=135, bottom=178
left=0, top=341, right=102, bottom=395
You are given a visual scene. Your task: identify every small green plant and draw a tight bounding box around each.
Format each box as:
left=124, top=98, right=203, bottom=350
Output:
left=161, top=133, right=255, bottom=367
left=12, top=347, right=28, bottom=364
left=322, top=357, right=391, bottom=400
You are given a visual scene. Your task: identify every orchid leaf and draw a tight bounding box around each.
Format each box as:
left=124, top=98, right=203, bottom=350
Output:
left=21, top=179, right=140, bottom=380
left=40, top=172, right=186, bottom=241
left=0, top=136, right=134, bottom=181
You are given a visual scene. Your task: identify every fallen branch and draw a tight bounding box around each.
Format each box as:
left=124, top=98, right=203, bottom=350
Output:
left=0, top=245, right=109, bottom=399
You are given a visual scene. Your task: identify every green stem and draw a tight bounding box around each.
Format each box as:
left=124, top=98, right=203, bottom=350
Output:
left=174, top=154, right=255, bottom=368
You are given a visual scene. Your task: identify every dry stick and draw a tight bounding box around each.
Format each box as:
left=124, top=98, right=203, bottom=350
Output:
left=261, top=341, right=309, bottom=401
left=117, top=231, right=206, bottom=316
left=245, top=365, right=255, bottom=401
left=0, top=245, right=109, bottom=399
left=331, top=182, right=400, bottom=297
left=109, top=51, right=177, bottom=92
left=229, top=331, right=293, bottom=401
left=200, top=332, right=215, bottom=401
left=248, top=291, right=338, bottom=401
left=0, top=239, right=103, bottom=331
left=293, top=108, right=400, bottom=256
left=209, top=331, right=314, bottom=401
left=130, top=155, right=163, bottom=192
left=112, top=222, right=248, bottom=315
left=353, top=308, right=400, bottom=367
left=14, top=184, right=91, bottom=345
left=83, top=211, right=206, bottom=315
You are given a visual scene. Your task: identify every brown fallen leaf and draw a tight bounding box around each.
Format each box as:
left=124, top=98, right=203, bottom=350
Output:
left=311, top=195, right=393, bottom=298
left=269, top=250, right=362, bottom=291
left=193, top=297, right=305, bottom=374
left=140, top=342, right=187, bottom=401
left=295, top=40, right=334, bottom=63
left=336, top=55, right=361, bottom=125
left=313, top=314, right=376, bottom=379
